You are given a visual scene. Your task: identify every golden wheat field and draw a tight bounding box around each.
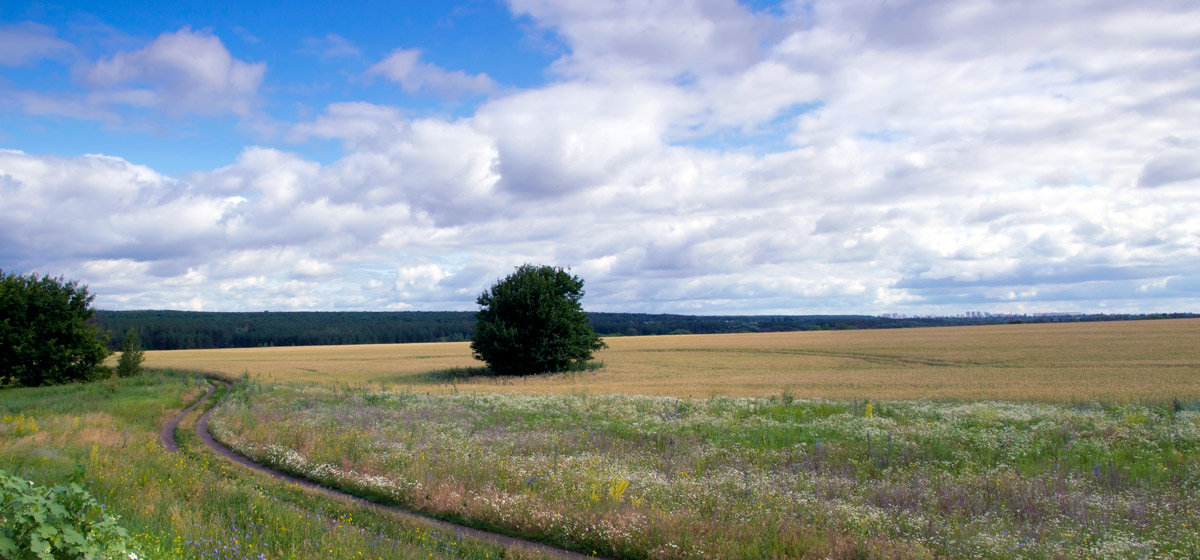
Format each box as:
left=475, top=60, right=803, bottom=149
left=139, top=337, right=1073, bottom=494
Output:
left=141, top=318, right=1200, bottom=402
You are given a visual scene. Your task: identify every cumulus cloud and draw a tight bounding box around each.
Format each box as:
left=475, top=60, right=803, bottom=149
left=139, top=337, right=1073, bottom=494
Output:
left=366, top=48, right=495, bottom=98
left=290, top=102, right=502, bottom=225
left=474, top=81, right=684, bottom=197
left=81, top=27, right=265, bottom=116
left=4, top=2, right=1200, bottom=314
left=509, top=0, right=767, bottom=81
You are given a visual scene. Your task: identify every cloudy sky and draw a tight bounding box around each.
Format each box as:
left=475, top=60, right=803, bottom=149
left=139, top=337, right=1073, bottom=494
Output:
left=2, top=1, right=1198, bottom=315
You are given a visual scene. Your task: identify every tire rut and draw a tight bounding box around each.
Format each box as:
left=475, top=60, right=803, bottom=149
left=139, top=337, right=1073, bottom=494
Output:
left=164, top=378, right=596, bottom=560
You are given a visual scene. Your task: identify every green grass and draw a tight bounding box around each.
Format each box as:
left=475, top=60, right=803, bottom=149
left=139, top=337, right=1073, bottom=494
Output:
left=210, top=381, right=1200, bottom=559
left=14, top=319, right=1200, bottom=559
left=0, top=371, right=556, bottom=560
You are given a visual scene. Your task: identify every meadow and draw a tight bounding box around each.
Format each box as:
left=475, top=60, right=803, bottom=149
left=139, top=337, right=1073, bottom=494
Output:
left=4, top=319, right=1199, bottom=559
left=0, top=372, right=559, bottom=560
left=210, top=382, right=1200, bottom=559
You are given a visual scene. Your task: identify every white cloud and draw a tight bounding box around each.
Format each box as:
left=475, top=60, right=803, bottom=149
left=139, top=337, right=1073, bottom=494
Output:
left=1138, top=137, right=1200, bottom=188
left=509, top=0, right=767, bottom=81
left=4, top=2, right=1200, bottom=314
left=366, top=48, right=495, bottom=98
left=0, top=22, right=76, bottom=66
left=474, top=81, right=687, bottom=197
left=394, top=264, right=449, bottom=299
left=81, top=27, right=265, bottom=116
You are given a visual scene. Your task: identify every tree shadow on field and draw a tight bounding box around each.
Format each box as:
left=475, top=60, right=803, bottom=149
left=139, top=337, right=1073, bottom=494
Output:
left=422, top=363, right=603, bottom=383
left=371, top=362, right=605, bottom=388
left=423, top=366, right=494, bottom=383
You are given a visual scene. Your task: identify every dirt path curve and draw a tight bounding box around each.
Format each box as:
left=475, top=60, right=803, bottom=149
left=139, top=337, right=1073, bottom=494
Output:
left=159, top=381, right=215, bottom=452
left=164, top=379, right=596, bottom=560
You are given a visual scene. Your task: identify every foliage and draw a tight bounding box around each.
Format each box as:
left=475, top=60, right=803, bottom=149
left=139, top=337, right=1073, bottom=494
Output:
left=93, top=310, right=478, bottom=350
left=0, top=271, right=110, bottom=387
left=114, top=328, right=144, bottom=378
left=0, top=467, right=132, bottom=560
left=471, top=265, right=605, bottom=376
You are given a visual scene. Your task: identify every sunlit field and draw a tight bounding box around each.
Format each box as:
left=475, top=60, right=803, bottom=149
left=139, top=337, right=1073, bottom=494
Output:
left=39, top=318, right=1198, bottom=559
left=212, top=381, right=1200, bottom=559
left=0, top=372, right=546, bottom=560
left=145, top=319, right=1200, bottom=402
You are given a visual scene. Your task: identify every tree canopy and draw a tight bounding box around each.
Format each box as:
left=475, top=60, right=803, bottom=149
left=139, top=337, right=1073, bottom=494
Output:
left=0, top=271, right=110, bottom=386
left=471, top=264, right=605, bottom=375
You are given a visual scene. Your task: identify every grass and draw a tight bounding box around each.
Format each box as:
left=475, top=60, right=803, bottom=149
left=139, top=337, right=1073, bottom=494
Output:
left=209, top=381, right=1200, bottom=559
left=141, top=319, right=1200, bottom=402
left=0, top=371, right=559, bottom=560
left=13, top=318, right=1200, bottom=559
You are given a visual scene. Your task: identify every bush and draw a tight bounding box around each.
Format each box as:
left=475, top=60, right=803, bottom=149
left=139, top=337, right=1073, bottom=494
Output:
left=0, top=467, right=133, bottom=560
left=0, top=271, right=110, bottom=386
left=114, top=328, right=144, bottom=378
left=471, top=264, right=605, bottom=376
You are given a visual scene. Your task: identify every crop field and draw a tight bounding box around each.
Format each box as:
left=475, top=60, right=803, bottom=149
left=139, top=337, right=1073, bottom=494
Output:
left=4, top=319, right=1198, bottom=559
left=145, top=319, right=1200, bottom=402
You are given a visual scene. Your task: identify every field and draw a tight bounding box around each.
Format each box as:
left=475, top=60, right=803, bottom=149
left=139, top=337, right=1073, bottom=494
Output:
left=145, top=319, right=1200, bottom=401
left=4, top=319, right=1200, bottom=559
left=0, top=373, right=547, bottom=560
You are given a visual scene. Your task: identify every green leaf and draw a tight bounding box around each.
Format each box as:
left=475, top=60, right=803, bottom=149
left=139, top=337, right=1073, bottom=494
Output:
left=61, top=525, right=87, bottom=546
left=0, top=535, right=18, bottom=555
left=30, top=535, right=52, bottom=560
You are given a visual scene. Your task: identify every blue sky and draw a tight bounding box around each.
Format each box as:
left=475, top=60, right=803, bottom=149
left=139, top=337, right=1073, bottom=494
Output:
left=2, top=0, right=1199, bottom=314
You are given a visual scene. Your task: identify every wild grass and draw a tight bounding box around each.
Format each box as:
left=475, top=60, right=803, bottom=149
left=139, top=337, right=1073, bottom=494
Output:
left=143, top=319, right=1200, bottom=402
left=210, top=380, right=1200, bottom=559
left=51, top=318, right=1200, bottom=558
left=0, top=371, right=556, bottom=560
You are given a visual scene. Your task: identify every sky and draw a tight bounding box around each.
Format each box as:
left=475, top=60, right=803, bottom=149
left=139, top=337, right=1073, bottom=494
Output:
left=1, top=0, right=1198, bottom=315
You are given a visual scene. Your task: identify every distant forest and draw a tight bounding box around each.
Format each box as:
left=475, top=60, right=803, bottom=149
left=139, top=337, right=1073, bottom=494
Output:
left=92, top=310, right=1198, bottom=351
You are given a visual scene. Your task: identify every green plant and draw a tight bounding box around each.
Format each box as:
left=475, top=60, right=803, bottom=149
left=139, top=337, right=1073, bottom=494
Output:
left=0, top=271, right=111, bottom=387
left=114, top=328, right=144, bottom=378
left=0, top=467, right=132, bottom=560
left=470, top=264, right=605, bottom=376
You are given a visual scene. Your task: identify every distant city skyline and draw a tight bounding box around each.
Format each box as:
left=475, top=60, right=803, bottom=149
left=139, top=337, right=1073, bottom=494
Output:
left=2, top=1, right=1198, bottom=315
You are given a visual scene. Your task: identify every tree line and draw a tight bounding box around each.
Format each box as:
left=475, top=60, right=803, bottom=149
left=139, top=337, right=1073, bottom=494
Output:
left=91, top=309, right=1196, bottom=351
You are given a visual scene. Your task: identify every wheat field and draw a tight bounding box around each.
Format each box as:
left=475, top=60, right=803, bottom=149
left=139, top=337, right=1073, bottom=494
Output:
left=141, top=318, right=1200, bottom=402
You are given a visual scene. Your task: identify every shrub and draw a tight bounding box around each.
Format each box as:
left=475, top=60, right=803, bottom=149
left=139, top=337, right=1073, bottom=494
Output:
left=0, top=467, right=133, bottom=560
left=114, top=328, right=144, bottom=378
left=471, top=264, right=605, bottom=375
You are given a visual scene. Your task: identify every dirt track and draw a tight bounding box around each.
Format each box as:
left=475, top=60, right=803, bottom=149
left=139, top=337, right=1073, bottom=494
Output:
left=163, top=378, right=595, bottom=560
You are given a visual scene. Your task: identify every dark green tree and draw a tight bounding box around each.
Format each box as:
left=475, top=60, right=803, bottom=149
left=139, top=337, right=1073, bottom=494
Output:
left=0, top=271, right=111, bottom=386
left=471, top=264, right=605, bottom=375
left=115, top=327, right=144, bottom=377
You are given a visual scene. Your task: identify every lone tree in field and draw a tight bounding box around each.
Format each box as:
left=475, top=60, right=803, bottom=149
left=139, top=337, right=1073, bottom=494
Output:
left=0, top=271, right=110, bottom=386
left=115, top=327, right=144, bottom=377
left=471, top=264, right=605, bottom=376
